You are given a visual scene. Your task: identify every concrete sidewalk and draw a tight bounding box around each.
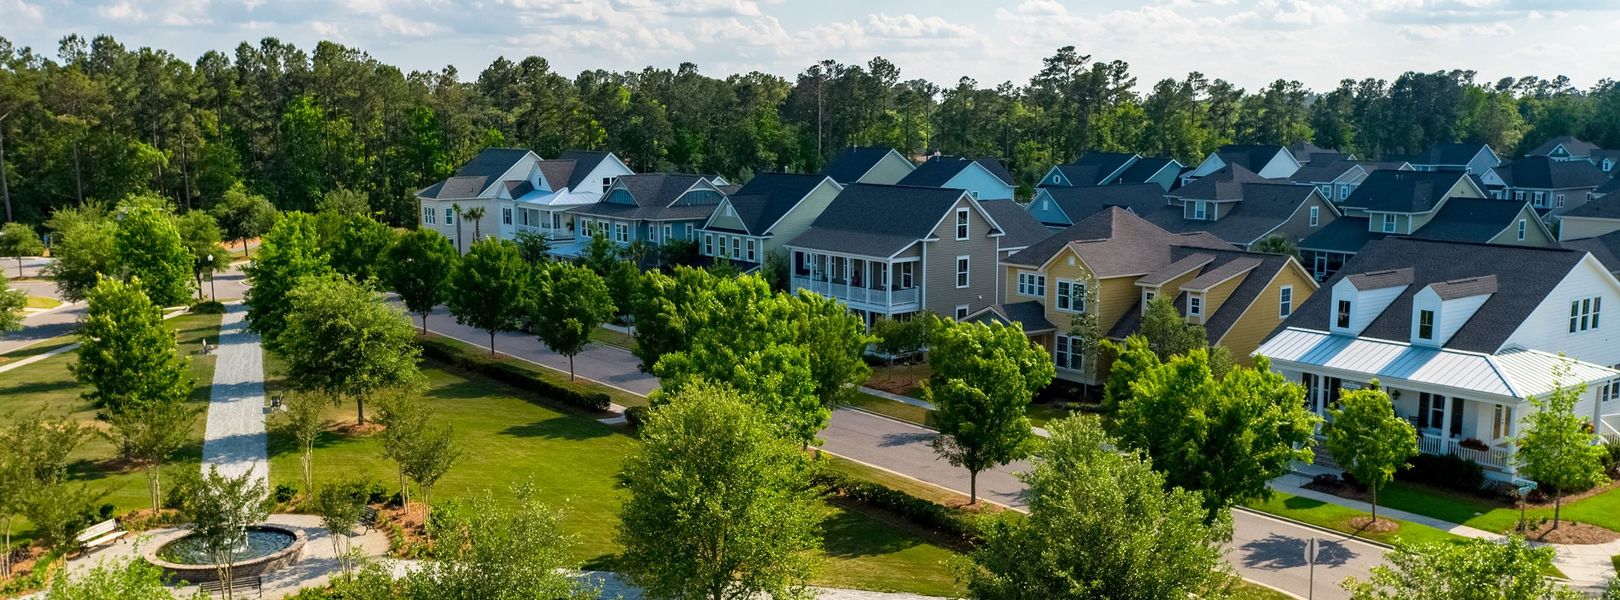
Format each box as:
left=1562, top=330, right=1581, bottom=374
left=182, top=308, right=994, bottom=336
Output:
left=201, top=303, right=268, bottom=488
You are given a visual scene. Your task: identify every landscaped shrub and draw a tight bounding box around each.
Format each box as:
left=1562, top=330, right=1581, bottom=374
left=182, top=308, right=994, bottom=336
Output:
left=188, top=300, right=226, bottom=314
left=419, top=338, right=612, bottom=412
left=1601, top=438, right=1620, bottom=478
left=1397, top=452, right=1486, bottom=494
left=624, top=405, right=650, bottom=429
left=273, top=482, right=299, bottom=503
left=813, top=471, right=983, bottom=546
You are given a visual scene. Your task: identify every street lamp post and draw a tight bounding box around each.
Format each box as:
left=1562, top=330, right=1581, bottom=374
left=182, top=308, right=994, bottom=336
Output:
left=206, top=254, right=217, bottom=300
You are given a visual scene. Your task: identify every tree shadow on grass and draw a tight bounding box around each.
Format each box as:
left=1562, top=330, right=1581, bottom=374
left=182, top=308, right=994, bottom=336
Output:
left=820, top=507, right=925, bottom=559
left=0, top=379, right=79, bottom=397
left=499, top=417, right=611, bottom=441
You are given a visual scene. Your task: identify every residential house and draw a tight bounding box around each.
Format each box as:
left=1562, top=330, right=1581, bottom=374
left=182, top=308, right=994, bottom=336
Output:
left=1480, top=156, right=1610, bottom=217
left=821, top=146, right=915, bottom=185
left=1592, top=150, right=1620, bottom=174
left=897, top=155, right=1017, bottom=200
left=696, top=173, right=843, bottom=269
left=978, top=200, right=1053, bottom=260
left=991, top=207, right=1315, bottom=383
left=1143, top=165, right=1340, bottom=250
left=1288, top=141, right=1352, bottom=164
left=1038, top=153, right=1182, bottom=191
left=1026, top=183, right=1168, bottom=228
left=784, top=184, right=1012, bottom=325
left=1255, top=237, right=1620, bottom=480
left=1110, top=156, right=1183, bottom=190
left=563, top=174, right=726, bottom=256
left=1389, top=142, right=1501, bottom=174
left=1562, top=231, right=1620, bottom=277
left=1289, top=156, right=1412, bottom=204
left=1186, top=144, right=1302, bottom=180
left=1526, top=135, right=1602, bottom=162
left=1559, top=195, right=1620, bottom=240
left=417, top=148, right=635, bottom=253
left=1407, top=197, right=1553, bottom=246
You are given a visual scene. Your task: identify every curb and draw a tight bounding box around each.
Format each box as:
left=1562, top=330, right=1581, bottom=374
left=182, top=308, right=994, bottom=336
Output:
left=1233, top=506, right=1396, bottom=550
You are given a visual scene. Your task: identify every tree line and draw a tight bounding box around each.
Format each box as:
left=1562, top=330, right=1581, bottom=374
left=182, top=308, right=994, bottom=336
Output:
left=4, top=34, right=1620, bottom=228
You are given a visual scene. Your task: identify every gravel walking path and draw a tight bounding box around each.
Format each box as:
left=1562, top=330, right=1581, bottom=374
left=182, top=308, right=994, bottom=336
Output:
left=201, top=302, right=269, bottom=488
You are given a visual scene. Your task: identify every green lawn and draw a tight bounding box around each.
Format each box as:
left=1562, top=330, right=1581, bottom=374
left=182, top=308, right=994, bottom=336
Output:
left=845, top=391, right=935, bottom=426
left=420, top=332, right=649, bottom=409
left=269, top=358, right=963, bottom=596
left=588, top=326, right=637, bottom=350
left=1231, top=580, right=1295, bottom=600
left=0, top=312, right=223, bottom=545
left=24, top=296, right=61, bottom=310
left=1369, top=480, right=1620, bottom=537
left=1246, top=491, right=1467, bottom=547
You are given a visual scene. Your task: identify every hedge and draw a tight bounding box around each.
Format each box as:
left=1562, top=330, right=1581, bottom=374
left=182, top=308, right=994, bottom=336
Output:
left=813, top=471, right=983, bottom=546
left=419, top=338, right=613, bottom=412
left=1396, top=452, right=1486, bottom=494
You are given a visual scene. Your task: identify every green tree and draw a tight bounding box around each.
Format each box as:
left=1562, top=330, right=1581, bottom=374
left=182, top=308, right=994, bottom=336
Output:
left=406, top=484, right=595, bottom=600
left=1516, top=377, right=1609, bottom=528
left=44, top=210, right=118, bottom=302
left=462, top=206, right=487, bottom=241
left=513, top=230, right=551, bottom=265
left=1138, top=295, right=1211, bottom=363
left=105, top=397, right=199, bottom=513
left=243, top=211, right=331, bottom=348
left=0, top=221, right=42, bottom=277
left=0, top=413, right=90, bottom=573
left=328, top=215, right=396, bottom=285
left=580, top=233, right=620, bottom=275
left=310, top=480, right=369, bottom=581
left=71, top=276, right=191, bottom=413
left=1343, top=536, right=1586, bottom=600
left=0, top=278, right=24, bottom=334
left=276, top=391, right=329, bottom=494
left=966, top=415, right=1233, bottom=599
left=1324, top=383, right=1418, bottom=526
left=384, top=228, right=457, bottom=333
left=210, top=184, right=277, bottom=254
left=529, top=262, right=615, bottom=380
left=279, top=274, right=421, bottom=425
left=925, top=319, right=1054, bottom=504
left=617, top=382, right=821, bottom=600
left=603, top=259, right=641, bottom=321
left=174, top=466, right=269, bottom=595
left=871, top=314, right=931, bottom=363
left=1252, top=235, right=1299, bottom=259
left=175, top=211, right=230, bottom=301
left=1114, top=349, right=1319, bottom=514
left=46, top=557, right=204, bottom=600
left=377, top=390, right=428, bottom=506
left=760, top=248, right=790, bottom=292
left=786, top=291, right=874, bottom=407
left=316, top=187, right=371, bottom=217
left=400, top=421, right=460, bottom=531
left=446, top=238, right=528, bottom=355
left=113, top=197, right=195, bottom=307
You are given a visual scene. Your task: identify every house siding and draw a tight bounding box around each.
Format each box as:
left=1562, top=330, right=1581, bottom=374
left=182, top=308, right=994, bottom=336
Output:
left=765, top=181, right=842, bottom=256
left=944, top=165, right=1016, bottom=201
left=707, top=203, right=750, bottom=232
left=922, top=198, right=1002, bottom=317
left=1199, top=273, right=1247, bottom=318
left=1559, top=216, right=1620, bottom=241
left=1097, top=276, right=1140, bottom=334
left=1034, top=249, right=1094, bottom=333
left=861, top=154, right=916, bottom=185
left=1218, top=265, right=1317, bottom=366
left=1026, top=190, right=1073, bottom=227
left=1501, top=256, right=1620, bottom=368
left=1484, top=208, right=1554, bottom=246
left=1264, top=193, right=1339, bottom=247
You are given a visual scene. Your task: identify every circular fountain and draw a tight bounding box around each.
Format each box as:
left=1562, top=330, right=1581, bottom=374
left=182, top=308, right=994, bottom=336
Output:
left=144, top=525, right=306, bottom=583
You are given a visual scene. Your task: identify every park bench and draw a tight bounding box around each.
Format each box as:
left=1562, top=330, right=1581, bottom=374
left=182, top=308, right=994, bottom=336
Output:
left=199, top=575, right=262, bottom=598
left=74, top=518, right=125, bottom=551
left=359, top=506, right=379, bottom=533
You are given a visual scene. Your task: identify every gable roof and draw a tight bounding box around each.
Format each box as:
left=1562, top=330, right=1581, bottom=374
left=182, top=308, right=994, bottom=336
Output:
left=1288, top=141, right=1346, bottom=163
left=965, top=301, right=1056, bottom=334
left=1111, top=157, right=1179, bottom=185
left=1036, top=184, right=1168, bottom=226
left=556, top=150, right=616, bottom=189
left=1563, top=193, right=1620, bottom=220
left=718, top=173, right=830, bottom=235
left=1492, top=156, right=1610, bottom=190
left=1299, top=217, right=1387, bottom=253
left=978, top=200, right=1052, bottom=250
left=1216, top=144, right=1288, bottom=172
left=1170, top=164, right=1270, bottom=202
left=1409, top=198, right=1542, bottom=243
left=1106, top=245, right=1300, bottom=343
left=570, top=173, right=719, bottom=220
left=418, top=147, right=535, bottom=199
left=1527, top=135, right=1601, bottom=158
left=1396, top=143, right=1492, bottom=167
left=1144, top=183, right=1325, bottom=246
left=1560, top=231, right=1620, bottom=275
left=1279, top=237, right=1588, bottom=352
left=822, top=147, right=907, bottom=184
left=1340, top=170, right=1471, bottom=213
left=1050, top=153, right=1137, bottom=187
left=787, top=184, right=981, bottom=257
left=1004, top=207, right=1232, bottom=275
left=535, top=160, right=576, bottom=191
left=899, top=155, right=1015, bottom=187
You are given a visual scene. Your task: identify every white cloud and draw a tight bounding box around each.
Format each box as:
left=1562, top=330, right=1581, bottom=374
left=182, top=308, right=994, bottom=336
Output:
left=0, top=0, right=44, bottom=25
left=1260, top=0, right=1348, bottom=27
left=379, top=13, right=445, bottom=37
left=97, top=0, right=147, bottom=20
left=1395, top=22, right=1514, bottom=40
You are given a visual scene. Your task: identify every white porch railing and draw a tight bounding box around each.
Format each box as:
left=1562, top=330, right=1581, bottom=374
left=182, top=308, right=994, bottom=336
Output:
left=791, top=276, right=920, bottom=309
left=1602, top=414, right=1620, bottom=442
left=1418, top=434, right=1512, bottom=470
left=515, top=224, right=571, bottom=239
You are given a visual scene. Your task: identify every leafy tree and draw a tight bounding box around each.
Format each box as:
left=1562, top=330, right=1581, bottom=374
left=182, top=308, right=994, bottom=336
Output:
left=377, top=390, right=428, bottom=506
left=105, top=397, right=199, bottom=513
left=1343, top=536, right=1586, bottom=599
left=71, top=277, right=191, bottom=413
left=966, top=415, right=1233, bottom=599
left=328, top=215, right=396, bottom=284
left=44, top=210, right=118, bottom=302
left=279, top=274, right=421, bottom=425
left=276, top=391, right=329, bottom=494
left=0, top=413, right=90, bottom=573
left=1252, top=235, right=1299, bottom=259
left=513, top=229, right=551, bottom=264
left=400, top=422, right=460, bottom=531
left=311, top=480, right=369, bottom=581
left=871, top=314, right=931, bottom=363
left=174, top=466, right=269, bottom=594
left=45, top=557, right=204, bottom=600
left=406, top=484, right=596, bottom=600
left=243, top=211, right=331, bottom=348
left=529, top=262, right=615, bottom=380
left=1324, top=382, right=1418, bottom=526
left=603, top=259, right=641, bottom=320
left=384, top=228, right=457, bottom=333
left=580, top=233, right=620, bottom=275
left=0, top=278, right=24, bottom=334
left=446, top=238, right=528, bottom=355
left=617, top=382, right=821, bottom=600
left=210, top=184, right=277, bottom=253
left=175, top=211, right=231, bottom=301
left=1113, top=348, right=1319, bottom=514
left=786, top=291, right=874, bottom=407
left=1137, top=295, right=1211, bottom=364
left=760, top=248, right=790, bottom=292
left=113, top=197, right=196, bottom=307
left=316, top=187, right=371, bottom=218
left=926, top=319, right=1054, bottom=504
left=0, top=221, right=41, bottom=277
left=1516, top=377, right=1609, bottom=528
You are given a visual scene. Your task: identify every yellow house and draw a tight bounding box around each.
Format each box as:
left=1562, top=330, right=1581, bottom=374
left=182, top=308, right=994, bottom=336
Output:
left=979, top=207, right=1319, bottom=384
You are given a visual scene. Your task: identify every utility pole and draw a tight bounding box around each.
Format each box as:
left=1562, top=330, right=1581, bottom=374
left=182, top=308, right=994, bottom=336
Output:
left=0, top=111, right=12, bottom=223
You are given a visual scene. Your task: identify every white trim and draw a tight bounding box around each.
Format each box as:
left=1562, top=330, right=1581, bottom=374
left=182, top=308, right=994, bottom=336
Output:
left=954, top=255, right=971, bottom=289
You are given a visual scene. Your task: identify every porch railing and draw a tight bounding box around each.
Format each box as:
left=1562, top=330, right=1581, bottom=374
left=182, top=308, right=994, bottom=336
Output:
left=1418, top=434, right=1512, bottom=470
left=791, top=276, right=919, bottom=308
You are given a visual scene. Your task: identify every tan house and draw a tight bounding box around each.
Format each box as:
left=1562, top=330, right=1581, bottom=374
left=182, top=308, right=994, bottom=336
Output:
left=983, top=207, right=1319, bottom=383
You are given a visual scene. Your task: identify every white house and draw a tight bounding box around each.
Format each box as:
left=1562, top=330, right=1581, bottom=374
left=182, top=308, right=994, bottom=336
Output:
left=1255, top=237, right=1620, bottom=480
left=416, top=148, right=634, bottom=253
left=1187, top=144, right=1302, bottom=181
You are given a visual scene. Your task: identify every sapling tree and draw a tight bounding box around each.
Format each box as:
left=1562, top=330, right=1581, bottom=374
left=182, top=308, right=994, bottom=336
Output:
left=1324, top=382, right=1418, bottom=527
left=1516, top=376, right=1609, bottom=529
left=175, top=466, right=269, bottom=596
left=384, top=228, right=458, bottom=333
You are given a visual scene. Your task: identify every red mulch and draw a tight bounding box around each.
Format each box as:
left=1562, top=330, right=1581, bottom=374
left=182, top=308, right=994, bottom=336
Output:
left=1348, top=516, right=1399, bottom=533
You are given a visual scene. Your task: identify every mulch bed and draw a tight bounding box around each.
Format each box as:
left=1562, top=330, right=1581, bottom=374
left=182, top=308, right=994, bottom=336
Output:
left=1347, top=516, right=1399, bottom=533
left=335, top=422, right=386, bottom=436
left=1517, top=520, right=1620, bottom=545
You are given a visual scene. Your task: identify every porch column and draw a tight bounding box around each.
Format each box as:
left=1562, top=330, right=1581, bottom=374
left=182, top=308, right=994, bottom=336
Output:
left=886, top=261, right=894, bottom=306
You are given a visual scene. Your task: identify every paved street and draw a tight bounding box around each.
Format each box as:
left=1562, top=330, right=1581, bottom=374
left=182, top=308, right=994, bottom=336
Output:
left=417, top=308, right=1385, bottom=598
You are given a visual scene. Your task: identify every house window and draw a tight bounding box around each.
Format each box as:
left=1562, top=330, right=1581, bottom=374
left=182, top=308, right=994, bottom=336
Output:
left=954, top=305, right=970, bottom=320
left=704, top=234, right=714, bottom=255
left=1381, top=213, right=1396, bottom=233
left=1338, top=183, right=1351, bottom=199
left=1188, top=294, right=1203, bottom=319
left=1309, top=206, right=1320, bottom=227
left=1143, top=289, right=1156, bottom=305
left=1017, top=272, right=1046, bottom=297
left=1555, top=194, right=1566, bottom=208
left=1492, top=404, right=1515, bottom=440
left=1336, top=300, right=1352, bottom=329
left=1605, top=159, right=1614, bottom=172
left=1514, top=190, right=1525, bottom=202
left=1054, top=334, right=1083, bottom=371
left=1570, top=297, right=1603, bottom=333
left=1419, top=392, right=1447, bottom=431
left=1055, top=280, right=1085, bottom=312
left=724, top=205, right=735, bottom=217
left=502, top=207, right=512, bottom=225
left=745, top=239, right=756, bottom=262
left=955, top=256, right=970, bottom=288
left=616, top=223, right=629, bottom=243
left=1193, top=201, right=1208, bottom=220
left=444, top=208, right=455, bottom=224
left=1316, top=184, right=1331, bottom=199
left=685, top=224, right=694, bottom=239
left=662, top=224, right=673, bottom=244
left=898, top=262, right=914, bottom=288
left=1532, top=191, right=1547, bottom=208
left=955, top=208, right=970, bottom=240
left=601, top=177, right=612, bottom=193
left=1600, top=376, right=1620, bottom=403
left=1041, top=200, right=1050, bottom=211
left=1517, top=219, right=1527, bottom=241
left=580, top=219, right=593, bottom=237
left=423, top=207, right=435, bottom=224
left=1279, top=285, right=1293, bottom=317
left=1418, top=309, right=1435, bottom=340
left=731, top=237, right=742, bottom=259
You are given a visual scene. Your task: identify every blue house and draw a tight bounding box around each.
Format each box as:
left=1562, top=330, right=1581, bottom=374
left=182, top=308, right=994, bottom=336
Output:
left=561, top=174, right=726, bottom=255
left=897, top=155, right=1017, bottom=200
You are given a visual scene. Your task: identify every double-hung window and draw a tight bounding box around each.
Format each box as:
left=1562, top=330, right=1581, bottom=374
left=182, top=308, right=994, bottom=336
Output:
left=1417, top=309, right=1435, bottom=340
left=1054, top=335, right=1082, bottom=371
left=898, top=262, right=914, bottom=289
left=1192, top=201, right=1207, bottom=220
left=1571, top=297, right=1603, bottom=333
left=1600, top=374, right=1620, bottom=403
left=1517, top=219, right=1527, bottom=241
left=955, top=208, right=970, bottom=240
left=1279, top=285, right=1293, bottom=317
left=1055, top=280, right=1084, bottom=312
left=1017, top=272, right=1046, bottom=297
left=502, top=207, right=513, bottom=225
left=1492, top=404, right=1515, bottom=440
left=423, top=207, right=435, bottom=224
left=616, top=223, right=629, bottom=243
left=704, top=234, right=714, bottom=256
left=731, top=237, right=742, bottom=260
left=1336, top=299, right=1352, bottom=329
left=745, top=239, right=756, bottom=262
left=955, top=256, right=970, bottom=288
left=1188, top=293, right=1203, bottom=319
left=444, top=208, right=455, bottom=224
left=1309, top=206, right=1320, bottom=227
left=1533, top=191, right=1547, bottom=208
left=1382, top=213, right=1397, bottom=233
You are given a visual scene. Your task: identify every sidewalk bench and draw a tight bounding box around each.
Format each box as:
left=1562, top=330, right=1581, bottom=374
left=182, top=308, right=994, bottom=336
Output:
left=74, top=518, right=125, bottom=550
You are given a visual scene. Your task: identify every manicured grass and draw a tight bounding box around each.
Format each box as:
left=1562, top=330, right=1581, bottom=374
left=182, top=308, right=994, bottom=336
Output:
left=588, top=326, right=637, bottom=350
left=845, top=391, right=934, bottom=426
left=24, top=296, right=60, bottom=309
left=420, top=332, right=648, bottom=408
left=1246, top=491, right=1467, bottom=547
left=820, top=454, right=968, bottom=507
left=0, top=312, right=223, bottom=545
left=270, top=358, right=964, bottom=596
left=1231, top=580, right=1295, bottom=600
left=1373, top=480, right=1620, bottom=537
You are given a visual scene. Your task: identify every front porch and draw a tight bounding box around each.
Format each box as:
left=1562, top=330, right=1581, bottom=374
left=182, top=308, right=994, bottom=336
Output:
left=1301, top=373, right=1519, bottom=475
left=790, top=250, right=921, bottom=315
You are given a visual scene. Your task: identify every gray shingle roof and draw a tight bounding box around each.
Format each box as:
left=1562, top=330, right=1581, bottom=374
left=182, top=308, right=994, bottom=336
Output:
left=786, top=184, right=974, bottom=257
left=557, top=150, right=615, bottom=190
left=899, top=155, right=1014, bottom=187
left=1401, top=143, right=1490, bottom=167
left=1137, top=253, right=1215, bottom=286
left=419, top=147, right=533, bottom=199
left=1111, top=157, right=1179, bottom=185
left=1005, top=207, right=1233, bottom=276
left=1216, top=145, right=1287, bottom=173
left=570, top=173, right=718, bottom=220
left=967, top=301, right=1056, bottom=333
left=1340, top=170, right=1470, bottom=213
left=1106, top=245, right=1296, bottom=343
left=536, top=160, right=576, bottom=191
left=1035, top=183, right=1168, bottom=226
left=1300, top=217, right=1385, bottom=253
left=1050, top=152, right=1137, bottom=187
left=1347, top=268, right=1413, bottom=290
left=978, top=200, right=1052, bottom=250
left=822, top=147, right=905, bottom=184
left=723, top=173, right=828, bottom=235
left=1280, top=237, right=1588, bottom=352
left=1171, top=164, right=1270, bottom=202
left=1492, top=156, right=1609, bottom=190
left=1183, top=256, right=1263, bottom=290
left=1560, top=231, right=1620, bottom=275
left=428, top=176, right=490, bottom=199
left=1564, top=194, right=1620, bottom=219
left=1408, top=198, right=1533, bottom=243
left=1288, top=141, right=1345, bottom=163
left=1429, top=275, right=1497, bottom=300
left=1527, top=136, right=1601, bottom=158
left=1143, top=183, right=1319, bottom=246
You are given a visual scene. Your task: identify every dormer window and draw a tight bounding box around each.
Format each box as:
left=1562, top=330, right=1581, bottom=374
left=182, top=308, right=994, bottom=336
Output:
left=1381, top=214, right=1396, bottom=233
left=602, top=177, right=612, bottom=193
left=1188, top=294, right=1203, bottom=320
left=1193, top=201, right=1208, bottom=221
left=956, top=208, right=970, bottom=239
left=1604, top=159, right=1614, bottom=172
left=1144, top=289, right=1157, bottom=305
left=1417, top=309, right=1435, bottom=340
left=1336, top=299, right=1352, bottom=329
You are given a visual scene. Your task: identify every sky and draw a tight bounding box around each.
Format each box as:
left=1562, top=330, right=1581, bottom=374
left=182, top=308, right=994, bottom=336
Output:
left=2, top=0, right=1618, bottom=93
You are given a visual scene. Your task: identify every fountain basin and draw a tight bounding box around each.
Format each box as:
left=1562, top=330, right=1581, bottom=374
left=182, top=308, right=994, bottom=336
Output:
left=144, top=524, right=305, bottom=584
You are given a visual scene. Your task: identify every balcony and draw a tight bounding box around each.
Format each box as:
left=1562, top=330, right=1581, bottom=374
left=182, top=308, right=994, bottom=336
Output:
left=791, top=276, right=919, bottom=311
left=515, top=223, right=571, bottom=240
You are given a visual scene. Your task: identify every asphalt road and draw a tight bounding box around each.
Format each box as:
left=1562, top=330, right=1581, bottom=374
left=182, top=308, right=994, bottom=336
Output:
left=415, top=307, right=1387, bottom=599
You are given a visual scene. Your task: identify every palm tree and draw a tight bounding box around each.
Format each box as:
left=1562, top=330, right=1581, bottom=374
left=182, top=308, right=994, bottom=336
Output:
left=464, top=207, right=487, bottom=242
left=451, top=203, right=464, bottom=253
left=1253, top=235, right=1299, bottom=259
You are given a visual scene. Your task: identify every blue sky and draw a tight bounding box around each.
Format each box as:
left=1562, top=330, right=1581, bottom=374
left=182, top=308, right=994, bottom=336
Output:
left=2, top=0, right=1616, bottom=92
